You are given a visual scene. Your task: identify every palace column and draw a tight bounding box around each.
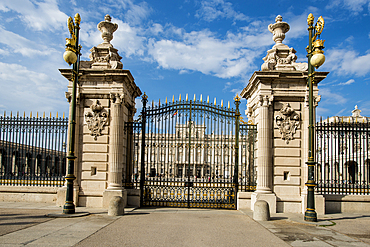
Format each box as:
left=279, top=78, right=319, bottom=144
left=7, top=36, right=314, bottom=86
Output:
left=107, top=93, right=124, bottom=189
left=255, top=95, right=273, bottom=193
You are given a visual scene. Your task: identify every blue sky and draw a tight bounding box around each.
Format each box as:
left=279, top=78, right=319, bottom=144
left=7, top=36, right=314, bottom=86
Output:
left=0, top=0, right=370, bottom=120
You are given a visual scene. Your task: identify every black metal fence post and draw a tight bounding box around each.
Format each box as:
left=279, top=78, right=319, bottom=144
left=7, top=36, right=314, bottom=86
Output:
left=140, top=93, right=148, bottom=207
left=234, top=95, right=241, bottom=209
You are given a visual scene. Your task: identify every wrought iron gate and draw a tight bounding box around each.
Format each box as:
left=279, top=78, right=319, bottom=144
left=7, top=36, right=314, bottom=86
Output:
left=124, top=94, right=256, bottom=209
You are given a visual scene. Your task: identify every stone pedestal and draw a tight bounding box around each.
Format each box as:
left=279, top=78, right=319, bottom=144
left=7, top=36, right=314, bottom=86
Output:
left=58, top=15, right=141, bottom=208
left=251, top=192, right=277, bottom=213
left=240, top=15, right=328, bottom=214
left=103, top=189, right=127, bottom=208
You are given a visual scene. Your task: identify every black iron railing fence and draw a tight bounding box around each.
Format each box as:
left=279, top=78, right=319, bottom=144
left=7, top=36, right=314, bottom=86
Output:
left=316, top=120, right=370, bottom=195
left=0, top=113, right=68, bottom=187
left=124, top=95, right=257, bottom=209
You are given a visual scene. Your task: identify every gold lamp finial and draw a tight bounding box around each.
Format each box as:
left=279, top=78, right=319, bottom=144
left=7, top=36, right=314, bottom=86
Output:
left=234, top=94, right=241, bottom=102
left=307, top=13, right=314, bottom=26
left=74, top=13, right=81, bottom=26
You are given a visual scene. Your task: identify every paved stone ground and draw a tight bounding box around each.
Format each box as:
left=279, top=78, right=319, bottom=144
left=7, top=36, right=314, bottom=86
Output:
left=241, top=210, right=370, bottom=247
left=0, top=208, right=55, bottom=236
left=0, top=202, right=369, bottom=247
left=75, top=208, right=289, bottom=247
left=326, top=214, right=370, bottom=245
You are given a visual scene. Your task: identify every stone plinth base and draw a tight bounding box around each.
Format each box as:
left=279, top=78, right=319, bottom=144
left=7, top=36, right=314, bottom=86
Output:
left=251, top=192, right=276, bottom=213
left=237, top=192, right=253, bottom=210
left=126, top=189, right=140, bottom=207
left=324, top=195, right=370, bottom=214
left=301, top=193, right=325, bottom=215
left=56, top=186, right=79, bottom=207
left=103, top=189, right=127, bottom=209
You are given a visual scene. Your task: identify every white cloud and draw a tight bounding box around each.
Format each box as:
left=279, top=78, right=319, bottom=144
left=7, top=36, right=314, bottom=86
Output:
left=146, top=24, right=273, bottom=79
left=124, top=1, right=151, bottom=25
left=147, top=29, right=261, bottom=78
left=319, top=88, right=347, bottom=105
left=0, top=25, right=54, bottom=57
left=0, top=62, right=67, bottom=113
left=339, top=79, right=355, bottom=85
left=195, top=0, right=249, bottom=22
left=324, top=48, right=370, bottom=76
left=326, top=0, right=370, bottom=13
left=0, top=0, right=67, bottom=31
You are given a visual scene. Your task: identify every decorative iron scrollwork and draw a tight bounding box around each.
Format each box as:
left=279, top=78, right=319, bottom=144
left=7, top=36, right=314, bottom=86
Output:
left=84, top=100, right=108, bottom=140
left=275, top=103, right=300, bottom=144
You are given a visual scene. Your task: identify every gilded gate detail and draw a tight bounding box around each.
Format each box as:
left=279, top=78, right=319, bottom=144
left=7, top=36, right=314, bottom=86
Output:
left=124, top=94, right=256, bottom=209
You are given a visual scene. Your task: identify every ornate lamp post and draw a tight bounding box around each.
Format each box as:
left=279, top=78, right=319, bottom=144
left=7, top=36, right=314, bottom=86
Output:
left=62, top=13, right=81, bottom=214
left=305, top=13, right=325, bottom=222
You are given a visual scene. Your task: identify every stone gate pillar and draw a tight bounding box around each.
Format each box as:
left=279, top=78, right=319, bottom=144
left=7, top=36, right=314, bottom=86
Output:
left=241, top=15, right=328, bottom=214
left=58, top=15, right=141, bottom=208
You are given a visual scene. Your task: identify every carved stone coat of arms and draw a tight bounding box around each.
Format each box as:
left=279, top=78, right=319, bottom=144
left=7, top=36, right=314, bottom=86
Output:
left=275, top=103, right=300, bottom=144
left=84, top=100, right=108, bottom=140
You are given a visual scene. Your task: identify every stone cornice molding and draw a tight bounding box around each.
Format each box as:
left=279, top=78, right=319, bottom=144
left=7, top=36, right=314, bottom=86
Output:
left=59, top=68, right=142, bottom=100
left=240, top=71, right=329, bottom=100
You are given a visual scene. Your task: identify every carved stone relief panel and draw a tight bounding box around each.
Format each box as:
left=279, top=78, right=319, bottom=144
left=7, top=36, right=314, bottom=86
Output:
left=84, top=100, right=109, bottom=140
left=275, top=103, right=300, bottom=144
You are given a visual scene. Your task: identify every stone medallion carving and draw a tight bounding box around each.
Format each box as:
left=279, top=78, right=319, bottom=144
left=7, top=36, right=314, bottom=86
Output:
left=85, top=100, right=109, bottom=140
left=275, top=103, right=300, bottom=144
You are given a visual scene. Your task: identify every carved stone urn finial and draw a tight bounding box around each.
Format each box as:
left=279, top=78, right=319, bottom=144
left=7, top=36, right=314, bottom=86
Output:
left=268, top=15, right=290, bottom=46
left=97, top=14, right=118, bottom=46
